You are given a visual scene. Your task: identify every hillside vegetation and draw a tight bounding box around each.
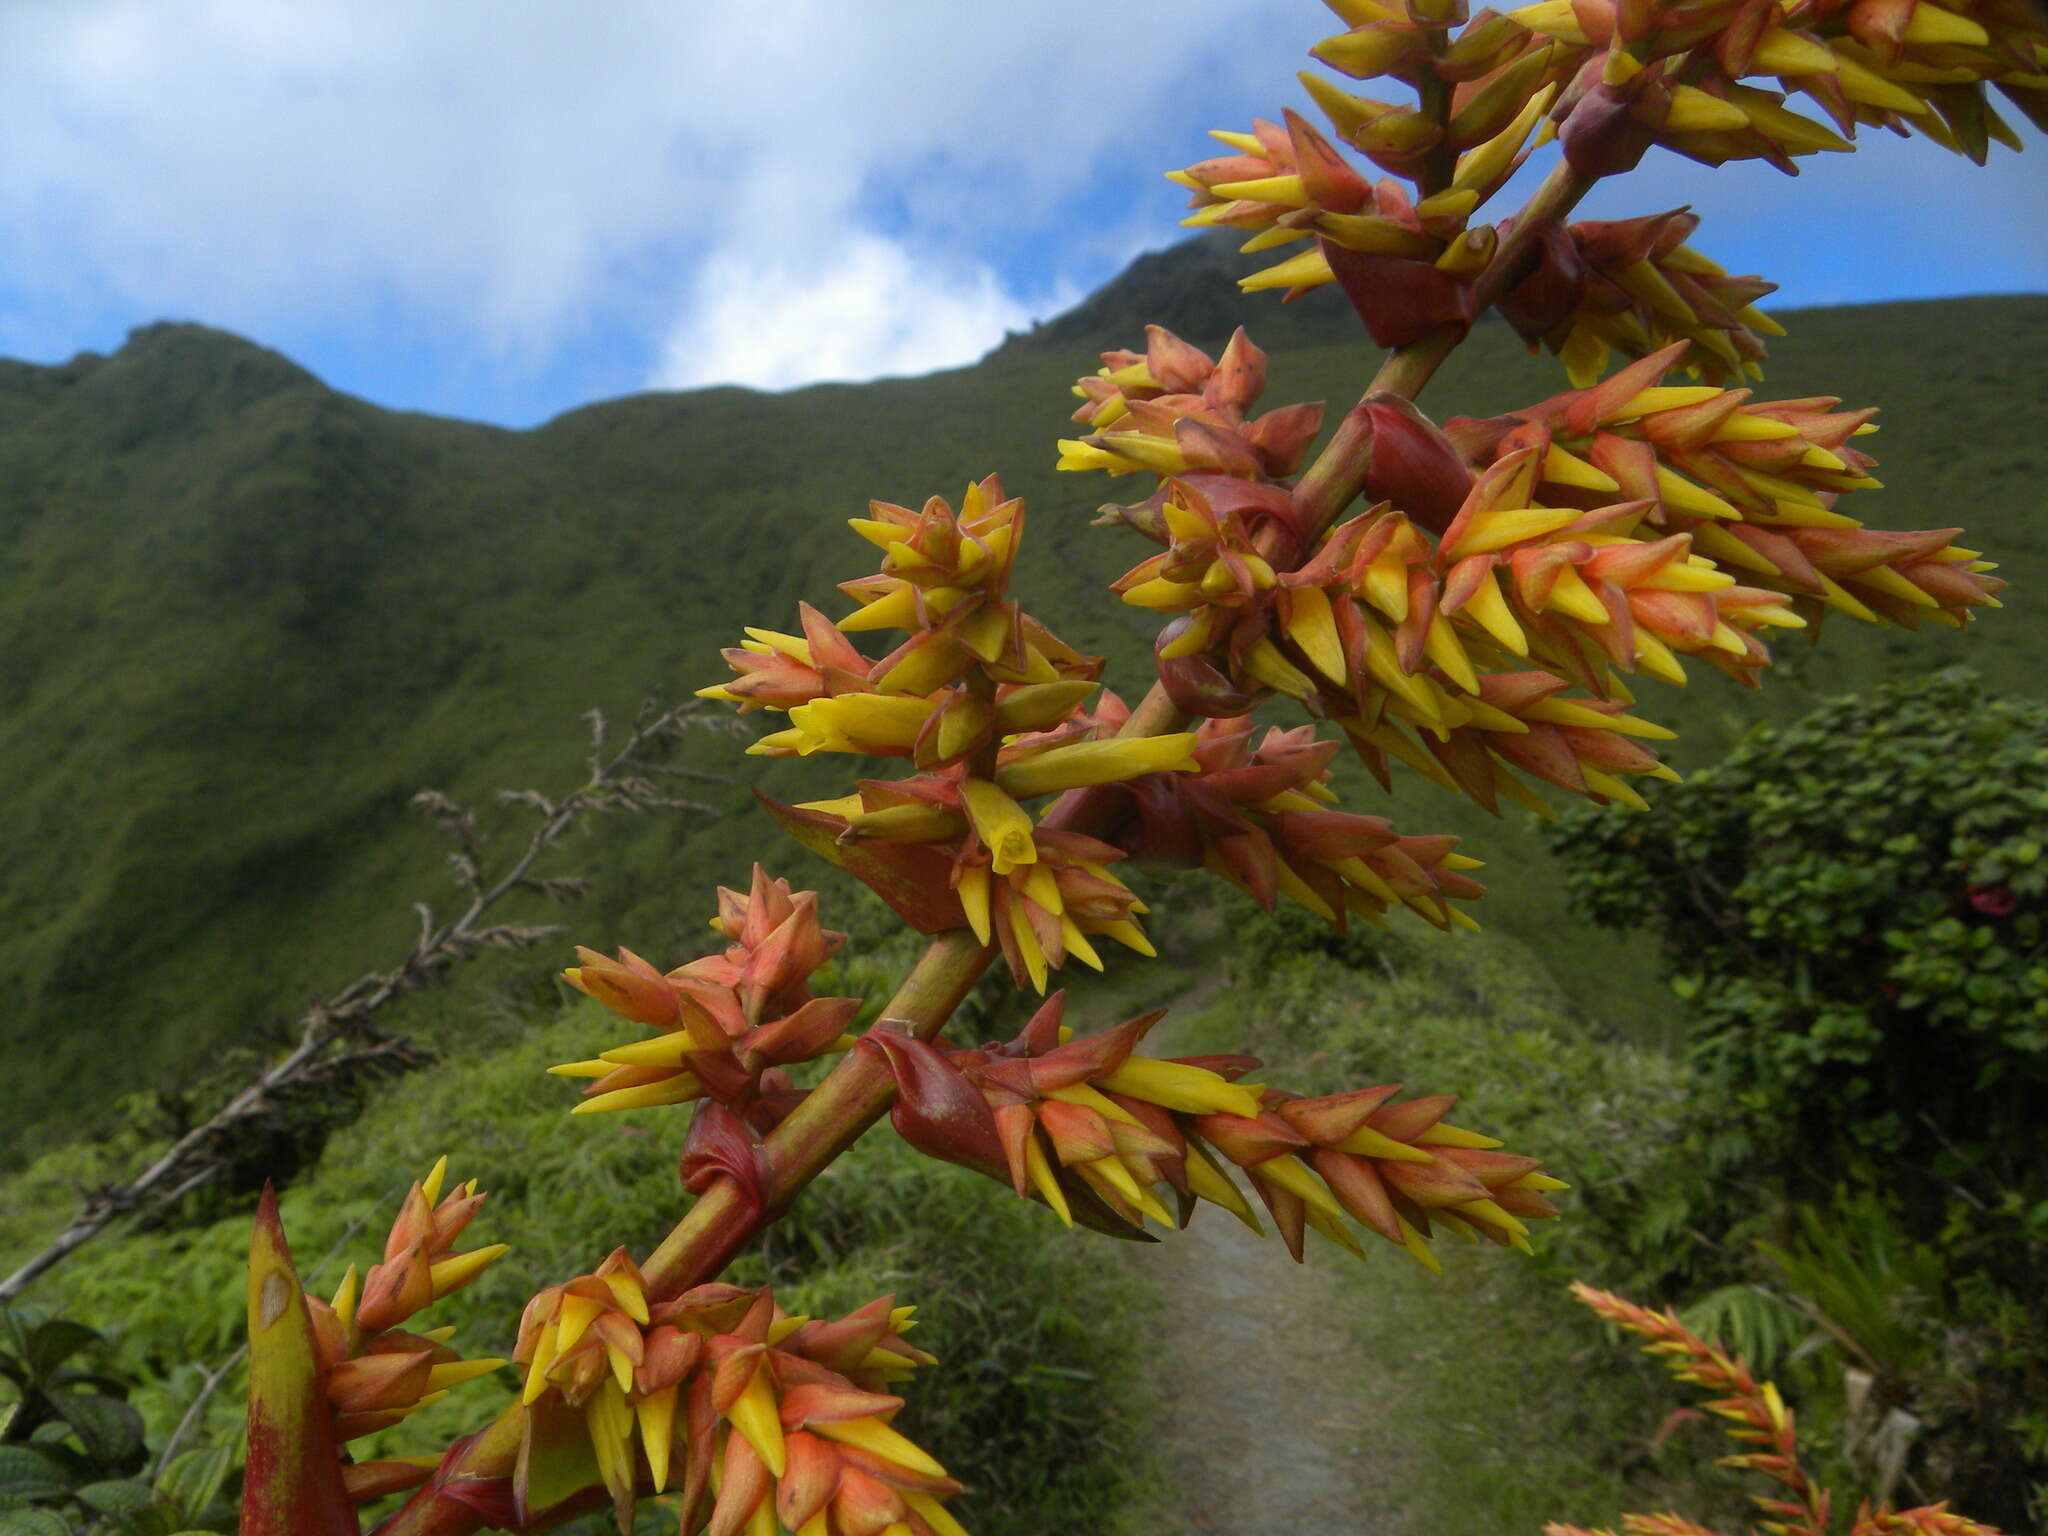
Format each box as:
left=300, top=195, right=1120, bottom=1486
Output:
left=0, top=234, right=2042, bottom=1160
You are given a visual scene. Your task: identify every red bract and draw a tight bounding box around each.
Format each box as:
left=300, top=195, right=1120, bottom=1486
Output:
left=552, top=868, right=857, bottom=1120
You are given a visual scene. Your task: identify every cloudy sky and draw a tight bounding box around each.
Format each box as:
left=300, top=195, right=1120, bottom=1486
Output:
left=0, top=0, right=2041, bottom=427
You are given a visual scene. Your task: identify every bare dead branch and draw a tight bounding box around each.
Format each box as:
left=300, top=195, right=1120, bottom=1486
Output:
left=0, top=699, right=726, bottom=1305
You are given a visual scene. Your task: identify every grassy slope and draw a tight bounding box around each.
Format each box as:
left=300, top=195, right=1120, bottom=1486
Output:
left=20, top=985, right=1148, bottom=1536
left=0, top=283, right=2042, bottom=1159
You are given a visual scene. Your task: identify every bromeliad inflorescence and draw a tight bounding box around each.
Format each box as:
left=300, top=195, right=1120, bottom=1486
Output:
left=238, top=0, right=2034, bottom=1531
left=865, top=991, right=1564, bottom=1263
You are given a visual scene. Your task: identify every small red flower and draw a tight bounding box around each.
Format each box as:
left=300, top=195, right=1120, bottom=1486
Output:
left=1966, top=883, right=2018, bottom=917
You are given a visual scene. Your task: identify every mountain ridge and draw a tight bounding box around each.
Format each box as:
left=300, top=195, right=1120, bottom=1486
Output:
left=0, top=259, right=2042, bottom=1156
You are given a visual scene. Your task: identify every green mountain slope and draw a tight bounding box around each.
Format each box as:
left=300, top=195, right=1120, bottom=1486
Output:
left=1, top=250, right=2042, bottom=1158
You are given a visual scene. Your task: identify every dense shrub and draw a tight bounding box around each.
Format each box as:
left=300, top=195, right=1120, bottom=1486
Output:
left=1547, top=669, right=2048, bottom=1527
left=1551, top=668, right=2048, bottom=1185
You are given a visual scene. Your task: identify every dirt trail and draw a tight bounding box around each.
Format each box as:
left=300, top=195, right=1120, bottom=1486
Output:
left=1116, top=993, right=1410, bottom=1536
left=1122, top=1199, right=1410, bottom=1536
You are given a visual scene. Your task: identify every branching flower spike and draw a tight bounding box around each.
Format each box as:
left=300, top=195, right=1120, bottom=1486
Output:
left=236, top=1, right=2022, bottom=1531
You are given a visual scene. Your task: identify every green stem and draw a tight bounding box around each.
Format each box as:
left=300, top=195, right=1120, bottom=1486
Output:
left=1274, top=161, right=1598, bottom=561
left=1284, top=391, right=1387, bottom=554
left=1415, top=66, right=1458, bottom=199
left=1473, top=158, right=1595, bottom=309
left=1365, top=158, right=1597, bottom=407
left=638, top=930, right=993, bottom=1297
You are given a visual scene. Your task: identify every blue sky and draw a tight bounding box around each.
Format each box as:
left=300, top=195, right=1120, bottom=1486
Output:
left=0, top=0, right=2041, bottom=429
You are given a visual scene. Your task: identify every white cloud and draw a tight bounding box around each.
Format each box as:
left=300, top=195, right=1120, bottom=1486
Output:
left=0, top=0, right=1304, bottom=396
left=0, top=0, right=2038, bottom=414
left=656, top=231, right=1076, bottom=391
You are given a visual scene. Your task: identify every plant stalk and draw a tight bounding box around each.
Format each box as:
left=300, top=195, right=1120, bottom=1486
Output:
left=377, top=149, right=1606, bottom=1536
left=638, top=929, right=993, bottom=1297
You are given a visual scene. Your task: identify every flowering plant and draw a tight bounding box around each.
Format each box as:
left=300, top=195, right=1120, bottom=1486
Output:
left=239, top=0, right=2037, bottom=1530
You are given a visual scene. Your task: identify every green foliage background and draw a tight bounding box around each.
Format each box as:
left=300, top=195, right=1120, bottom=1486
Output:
left=1, top=278, right=2043, bottom=1153
left=0, top=236, right=2043, bottom=1531
left=1548, top=671, right=2048, bottom=1523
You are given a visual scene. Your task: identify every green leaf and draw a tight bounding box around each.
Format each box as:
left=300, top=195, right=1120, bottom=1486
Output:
left=22, top=1323, right=102, bottom=1384
left=0, top=1509, right=76, bottom=1536
left=0, top=1448, right=70, bottom=1502
left=0, top=1311, right=36, bottom=1367
left=74, top=1478, right=156, bottom=1516
left=50, top=1395, right=144, bottom=1470
left=124, top=1509, right=207, bottom=1536
left=153, top=1446, right=233, bottom=1527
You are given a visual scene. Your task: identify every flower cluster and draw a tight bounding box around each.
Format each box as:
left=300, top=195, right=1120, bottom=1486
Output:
left=1552, top=1283, right=2008, bottom=1536
left=1508, top=0, right=2048, bottom=174
left=1065, top=331, right=1999, bottom=821
left=298, top=1161, right=509, bottom=1502
left=709, top=478, right=1098, bottom=724
left=1499, top=206, right=1782, bottom=385
left=1167, top=0, right=2043, bottom=354
left=227, top=0, right=2029, bottom=1531
left=783, top=786, right=1163, bottom=992
left=1060, top=323, right=1324, bottom=492
left=552, top=867, right=855, bottom=1123
left=705, top=477, right=1212, bottom=988
left=1168, top=107, right=1535, bottom=344
left=1079, top=708, right=1489, bottom=929
left=870, top=994, right=1564, bottom=1265
left=510, top=1270, right=964, bottom=1536
left=1445, top=344, right=2006, bottom=635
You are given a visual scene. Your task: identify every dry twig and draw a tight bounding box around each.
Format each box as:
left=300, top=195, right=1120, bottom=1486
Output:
left=0, top=699, right=723, bottom=1304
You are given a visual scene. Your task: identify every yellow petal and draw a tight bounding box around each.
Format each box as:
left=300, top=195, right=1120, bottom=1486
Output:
left=1543, top=443, right=1621, bottom=493
left=569, top=1075, right=703, bottom=1115
left=638, top=1385, right=677, bottom=1491
left=1184, top=1139, right=1262, bottom=1232
left=1209, top=173, right=1310, bottom=206
left=330, top=1265, right=359, bottom=1333
left=1241, top=638, right=1317, bottom=699
left=1902, top=2, right=1989, bottom=45
left=838, top=585, right=922, bottom=632
left=1095, top=1057, right=1264, bottom=1118
left=1023, top=1133, right=1073, bottom=1227
left=1333, top=1125, right=1435, bottom=1162
left=904, top=1490, right=973, bottom=1536
left=420, top=1156, right=450, bottom=1208
left=1284, top=586, right=1348, bottom=684
left=521, top=1318, right=561, bottom=1405
left=1251, top=1152, right=1346, bottom=1220
left=599, top=1035, right=694, bottom=1069
left=1239, top=247, right=1336, bottom=293
left=428, top=1245, right=507, bottom=1298
left=726, top=1368, right=787, bottom=1478
left=1079, top=1156, right=1176, bottom=1227
left=960, top=779, right=1037, bottom=875
left=957, top=864, right=993, bottom=946
left=813, top=1416, right=947, bottom=1480
left=995, top=733, right=1200, bottom=799
left=425, top=1357, right=506, bottom=1393
left=1414, top=1122, right=1504, bottom=1149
